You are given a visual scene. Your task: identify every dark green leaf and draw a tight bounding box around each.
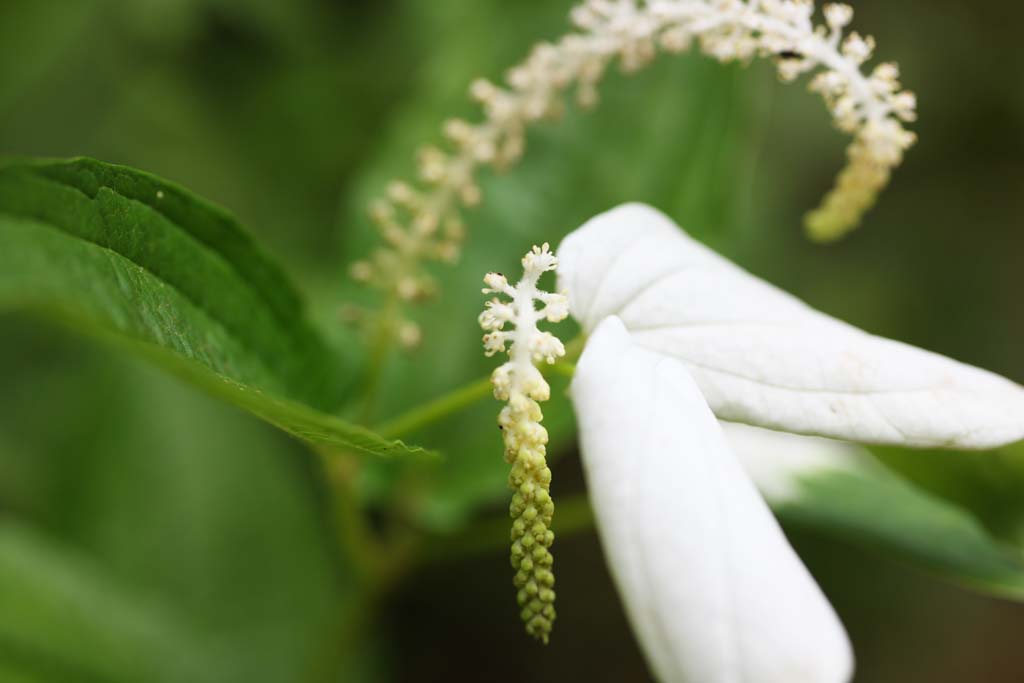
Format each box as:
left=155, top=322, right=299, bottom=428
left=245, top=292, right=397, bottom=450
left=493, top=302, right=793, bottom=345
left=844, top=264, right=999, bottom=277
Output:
left=0, top=522, right=207, bottom=683
left=0, top=346, right=363, bottom=683
left=779, top=459, right=1024, bottom=601
left=0, top=157, right=425, bottom=459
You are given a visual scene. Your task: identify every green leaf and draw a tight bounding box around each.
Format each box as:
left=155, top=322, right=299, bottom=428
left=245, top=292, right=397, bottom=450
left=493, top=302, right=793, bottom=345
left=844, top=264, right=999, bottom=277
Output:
left=0, top=522, right=207, bottom=683
left=0, top=344, right=364, bottom=683
left=0, top=157, right=425, bottom=459
left=872, top=441, right=1024, bottom=545
left=778, top=458, right=1024, bottom=601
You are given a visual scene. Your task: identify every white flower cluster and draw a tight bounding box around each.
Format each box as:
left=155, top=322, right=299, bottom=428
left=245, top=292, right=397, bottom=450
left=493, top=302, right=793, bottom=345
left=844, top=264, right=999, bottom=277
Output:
left=479, top=244, right=569, bottom=643
left=351, top=0, right=915, bottom=337
left=481, top=246, right=569, bottom=372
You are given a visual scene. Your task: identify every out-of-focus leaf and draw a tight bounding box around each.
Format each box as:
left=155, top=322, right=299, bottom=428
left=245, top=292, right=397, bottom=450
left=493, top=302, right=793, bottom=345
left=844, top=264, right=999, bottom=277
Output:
left=784, top=469, right=1024, bottom=600
left=0, top=157, right=426, bottom=459
left=0, top=341, right=360, bottom=683
left=0, top=1, right=103, bottom=115
left=872, top=441, right=1024, bottom=547
left=0, top=522, right=206, bottom=683
left=725, top=423, right=1024, bottom=601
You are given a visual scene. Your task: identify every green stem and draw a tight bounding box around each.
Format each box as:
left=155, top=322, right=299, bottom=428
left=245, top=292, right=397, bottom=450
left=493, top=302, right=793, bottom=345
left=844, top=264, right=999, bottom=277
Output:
left=548, top=361, right=577, bottom=379
left=563, top=333, right=586, bottom=362
left=372, top=334, right=584, bottom=440
left=374, top=375, right=494, bottom=439
left=358, top=295, right=401, bottom=425
left=318, top=451, right=382, bottom=581
left=317, top=445, right=423, bottom=596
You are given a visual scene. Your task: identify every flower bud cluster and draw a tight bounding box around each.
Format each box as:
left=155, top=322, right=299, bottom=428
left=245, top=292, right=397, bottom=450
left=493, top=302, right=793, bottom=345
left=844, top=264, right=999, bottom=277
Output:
left=480, top=244, right=568, bottom=643
left=356, top=0, right=915, bottom=339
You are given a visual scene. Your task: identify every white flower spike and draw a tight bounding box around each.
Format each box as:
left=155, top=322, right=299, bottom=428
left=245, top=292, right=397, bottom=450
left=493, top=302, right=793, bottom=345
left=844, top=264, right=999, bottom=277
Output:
left=356, top=0, right=916, bottom=335
left=572, top=316, right=853, bottom=682
left=558, top=203, right=1024, bottom=450
left=479, top=243, right=569, bottom=643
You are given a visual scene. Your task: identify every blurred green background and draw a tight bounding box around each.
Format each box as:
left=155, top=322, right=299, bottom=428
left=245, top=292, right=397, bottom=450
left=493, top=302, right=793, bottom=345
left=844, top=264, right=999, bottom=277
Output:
left=1, top=0, right=1022, bottom=681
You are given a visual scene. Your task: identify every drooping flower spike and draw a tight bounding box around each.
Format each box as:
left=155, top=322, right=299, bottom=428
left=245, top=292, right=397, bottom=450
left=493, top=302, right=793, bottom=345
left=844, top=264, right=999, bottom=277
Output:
left=357, top=0, right=916, bottom=344
left=479, top=244, right=569, bottom=643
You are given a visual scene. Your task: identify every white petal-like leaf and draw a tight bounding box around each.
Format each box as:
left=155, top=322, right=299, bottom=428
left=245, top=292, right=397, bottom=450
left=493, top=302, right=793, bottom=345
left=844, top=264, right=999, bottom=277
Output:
left=571, top=317, right=853, bottom=683
left=558, top=203, right=1024, bottom=449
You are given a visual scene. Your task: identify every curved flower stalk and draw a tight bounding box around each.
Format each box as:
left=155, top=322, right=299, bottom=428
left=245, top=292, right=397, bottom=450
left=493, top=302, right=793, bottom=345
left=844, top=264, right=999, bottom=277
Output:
left=573, top=316, right=854, bottom=682
left=558, top=204, right=1024, bottom=449
left=354, top=0, right=916, bottom=341
left=537, top=203, right=1024, bottom=680
left=479, top=244, right=569, bottom=643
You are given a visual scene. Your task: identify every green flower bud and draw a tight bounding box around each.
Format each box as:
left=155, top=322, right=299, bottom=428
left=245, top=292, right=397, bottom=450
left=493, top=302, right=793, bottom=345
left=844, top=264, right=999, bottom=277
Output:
left=507, top=435, right=556, bottom=644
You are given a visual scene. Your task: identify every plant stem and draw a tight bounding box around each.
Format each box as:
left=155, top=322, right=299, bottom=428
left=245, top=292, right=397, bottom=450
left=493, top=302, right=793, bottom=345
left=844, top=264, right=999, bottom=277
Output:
left=548, top=361, right=577, bottom=379
left=372, top=334, right=584, bottom=440
left=358, top=295, right=400, bottom=425
left=319, top=452, right=382, bottom=580
left=318, top=446, right=423, bottom=595
left=563, top=333, right=586, bottom=362
left=373, top=375, right=494, bottom=439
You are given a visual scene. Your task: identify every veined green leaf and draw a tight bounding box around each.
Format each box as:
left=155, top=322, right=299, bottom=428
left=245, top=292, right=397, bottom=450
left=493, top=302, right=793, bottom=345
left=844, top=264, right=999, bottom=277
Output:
left=0, top=157, right=426, bottom=459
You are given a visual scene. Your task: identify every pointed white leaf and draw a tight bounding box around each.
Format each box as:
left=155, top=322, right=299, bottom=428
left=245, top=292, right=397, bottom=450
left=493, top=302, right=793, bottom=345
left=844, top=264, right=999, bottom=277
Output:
left=571, top=317, right=853, bottom=683
left=558, top=203, right=1024, bottom=449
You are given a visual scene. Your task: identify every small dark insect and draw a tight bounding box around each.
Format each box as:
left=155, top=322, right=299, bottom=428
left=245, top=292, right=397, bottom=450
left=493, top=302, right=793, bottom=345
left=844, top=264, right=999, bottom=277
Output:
left=777, top=50, right=804, bottom=60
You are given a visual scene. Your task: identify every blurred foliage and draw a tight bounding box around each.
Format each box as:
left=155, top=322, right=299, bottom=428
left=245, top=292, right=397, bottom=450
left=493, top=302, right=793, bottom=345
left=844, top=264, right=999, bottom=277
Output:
left=0, top=317, right=353, bottom=682
left=1, top=0, right=1023, bottom=681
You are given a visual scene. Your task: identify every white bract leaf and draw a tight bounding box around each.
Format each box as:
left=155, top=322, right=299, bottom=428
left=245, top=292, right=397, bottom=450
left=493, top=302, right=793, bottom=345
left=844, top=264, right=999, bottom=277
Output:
left=721, top=422, right=876, bottom=504
left=558, top=203, right=1024, bottom=449
left=571, top=317, right=853, bottom=683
